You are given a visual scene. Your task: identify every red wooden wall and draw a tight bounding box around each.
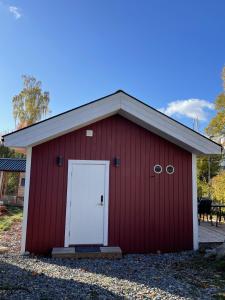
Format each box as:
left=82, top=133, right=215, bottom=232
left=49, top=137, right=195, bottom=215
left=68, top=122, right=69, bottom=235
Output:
left=26, top=114, right=193, bottom=254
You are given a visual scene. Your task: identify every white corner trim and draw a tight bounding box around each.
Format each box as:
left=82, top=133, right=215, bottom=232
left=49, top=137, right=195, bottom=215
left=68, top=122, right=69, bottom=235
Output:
left=192, top=154, right=199, bottom=250
left=64, top=160, right=110, bottom=247
left=21, top=147, right=32, bottom=254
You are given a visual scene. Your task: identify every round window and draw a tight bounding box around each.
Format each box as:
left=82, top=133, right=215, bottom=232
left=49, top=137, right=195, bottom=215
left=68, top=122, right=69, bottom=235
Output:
left=166, top=165, right=175, bottom=174
left=154, top=164, right=162, bottom=174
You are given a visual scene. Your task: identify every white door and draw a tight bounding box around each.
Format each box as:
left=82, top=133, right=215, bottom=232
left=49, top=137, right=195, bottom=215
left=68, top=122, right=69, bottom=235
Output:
left=65, top=160, right=109, bottom=246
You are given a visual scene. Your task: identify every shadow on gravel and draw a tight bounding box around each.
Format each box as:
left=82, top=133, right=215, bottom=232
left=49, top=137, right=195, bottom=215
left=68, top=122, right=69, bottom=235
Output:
left=0, top=261, right=123, bottom=299
left=38, top=254, right=200, bottom=299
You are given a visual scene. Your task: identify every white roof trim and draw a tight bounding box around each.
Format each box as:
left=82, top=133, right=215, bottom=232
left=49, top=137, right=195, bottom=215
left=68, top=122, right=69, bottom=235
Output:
left=3, top=91, right=221, bottom=155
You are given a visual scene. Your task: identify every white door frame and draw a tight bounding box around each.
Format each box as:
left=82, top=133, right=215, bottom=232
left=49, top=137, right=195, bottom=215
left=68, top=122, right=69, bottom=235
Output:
left=64, top=160, right=110, bottom=247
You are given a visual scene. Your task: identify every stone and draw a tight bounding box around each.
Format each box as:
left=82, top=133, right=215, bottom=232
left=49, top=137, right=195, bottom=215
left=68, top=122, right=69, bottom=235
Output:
left=52, top=247, right=75, bottom=258
left=100, top=246, right=122, bottom=258
left=215, top=242, right=225, bottom=259
left=51, top=246, right=122, bottom=259
left=0, top=246, right=9, bottom=254
left=204, top=248, right=217, bottom=258
left=100, top=246, right=122, bottom=253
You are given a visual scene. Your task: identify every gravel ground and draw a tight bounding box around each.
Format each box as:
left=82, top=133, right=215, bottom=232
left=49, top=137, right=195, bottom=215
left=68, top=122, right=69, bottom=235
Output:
left=0, top=252, right=225, bottom=300
left=0, top=223, right=225, bottom=299
left=0, top=222, right=21, bottom=254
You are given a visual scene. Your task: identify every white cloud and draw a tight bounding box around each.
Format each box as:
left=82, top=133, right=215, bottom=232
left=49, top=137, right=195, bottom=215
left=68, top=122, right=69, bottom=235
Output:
left=9, top=6, right=21, bottom=19
left=160, top=99, right=214, bottom=121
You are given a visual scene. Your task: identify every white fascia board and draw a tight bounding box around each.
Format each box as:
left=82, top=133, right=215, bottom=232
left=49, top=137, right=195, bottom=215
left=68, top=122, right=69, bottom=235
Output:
left=120, top=93, right=221, bottom=155
left=119, top=110, right=202, bottom=154
left=3, top=91, right=221, bottom=155
left=4, top=94, right=121, bottom=147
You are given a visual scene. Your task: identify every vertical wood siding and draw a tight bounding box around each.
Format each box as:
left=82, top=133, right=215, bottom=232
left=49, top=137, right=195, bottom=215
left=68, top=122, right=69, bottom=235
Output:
left=26, top=115, right=193, bottom=254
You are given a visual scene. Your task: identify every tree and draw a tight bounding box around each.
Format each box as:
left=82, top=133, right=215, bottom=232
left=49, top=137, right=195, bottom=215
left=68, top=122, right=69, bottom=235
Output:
left=211, top=171, right=225, bottom=204
left=0, top=145, right=15, bottom=158
left=12, top=75, right=50, bottom=128
left=197, top=155, right=222, bottom=183
left=197, top=154, right=223, bottom=199
left=197, top=67, right=225, bottom=198
left=197, top=177, right=209, bottom=199
left=205, top=67, right=225, bottom=137
left=0, top=145, right=25, bottom=159
left=0, top=145, right=25, bottom=198
left=223, top=66, right=225, bottom=91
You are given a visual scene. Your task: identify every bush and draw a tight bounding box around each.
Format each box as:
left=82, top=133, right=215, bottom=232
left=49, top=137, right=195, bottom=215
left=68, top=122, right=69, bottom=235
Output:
left=211, top=171, right=225, bottom=204
left=6, top=172, right=20, bottom=195
left=197, top=178, right=210, bottom=199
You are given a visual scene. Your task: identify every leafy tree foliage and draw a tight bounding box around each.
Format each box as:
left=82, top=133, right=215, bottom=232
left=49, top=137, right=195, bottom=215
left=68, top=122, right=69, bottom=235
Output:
left=0, top=145, right=25, bottom=197
left=223, top=66, right=225, bottom=91
left=12, top=75, right=50, bottom=128
left=211, top=171, right=225, bottom=203
left=6, top=172, right=20, bottom=195
left=0, top=145, right=15, bottom=158
left=197, top=155, right=222, bottom=183
left=197, top=67, right=225, bottom=199
left=197, top=155, right=223, bottom=199
left=1, top=75, right=49, bottom=197
left=197, top=177, right=209, bottom=199
left=0, top=145, right=25, bottom=158
left=206, top=67, right=225, bottom=137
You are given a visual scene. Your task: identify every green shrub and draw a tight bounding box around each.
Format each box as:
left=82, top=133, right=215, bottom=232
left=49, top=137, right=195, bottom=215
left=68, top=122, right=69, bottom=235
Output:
left=6, top=172, right=20, bottom=195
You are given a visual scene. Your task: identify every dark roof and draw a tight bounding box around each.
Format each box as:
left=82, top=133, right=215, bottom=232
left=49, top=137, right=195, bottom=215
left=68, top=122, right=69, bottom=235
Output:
left=0, top=158, right=26, bottom=172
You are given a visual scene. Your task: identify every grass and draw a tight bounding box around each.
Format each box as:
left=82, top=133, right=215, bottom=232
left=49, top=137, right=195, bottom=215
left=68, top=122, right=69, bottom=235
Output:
left=0, top=206, right=23, bottom=232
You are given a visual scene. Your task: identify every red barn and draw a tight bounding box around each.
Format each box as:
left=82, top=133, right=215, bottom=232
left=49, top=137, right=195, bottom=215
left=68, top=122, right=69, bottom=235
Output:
left=3, top=90, right=221, bottom=255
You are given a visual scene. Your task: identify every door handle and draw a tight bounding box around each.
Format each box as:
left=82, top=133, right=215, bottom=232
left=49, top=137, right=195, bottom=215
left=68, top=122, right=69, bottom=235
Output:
left=98, top=195, right=104, bottom=206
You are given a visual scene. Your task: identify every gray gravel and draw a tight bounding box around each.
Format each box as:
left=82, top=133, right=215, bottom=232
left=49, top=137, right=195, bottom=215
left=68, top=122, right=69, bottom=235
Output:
left=0, top=222, right=21, bottom=254
left=0, top=252, right=224, bottom=299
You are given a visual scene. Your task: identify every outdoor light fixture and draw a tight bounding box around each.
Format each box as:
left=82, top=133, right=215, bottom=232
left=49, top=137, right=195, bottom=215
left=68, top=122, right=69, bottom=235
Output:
left=86, top=129, right=93, bottom=137
left=56, top=155, right=64, bottom=167
left=113, top=157, right=120, bottom=167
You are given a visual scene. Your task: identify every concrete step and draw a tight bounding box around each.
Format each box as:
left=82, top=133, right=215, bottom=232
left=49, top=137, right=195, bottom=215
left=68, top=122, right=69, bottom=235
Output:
left=52, top=246, right=122, bottom=259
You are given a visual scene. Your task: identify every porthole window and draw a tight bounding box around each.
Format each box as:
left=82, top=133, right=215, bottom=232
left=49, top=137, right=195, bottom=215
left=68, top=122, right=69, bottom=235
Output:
left=166, top=165, right=175, bottom=174
left=154, top=164, right=162, bottom=174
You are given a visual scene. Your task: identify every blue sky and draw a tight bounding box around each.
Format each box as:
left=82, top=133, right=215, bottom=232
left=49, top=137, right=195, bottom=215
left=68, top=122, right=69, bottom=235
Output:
left=0, top=0, right=224, bottom=133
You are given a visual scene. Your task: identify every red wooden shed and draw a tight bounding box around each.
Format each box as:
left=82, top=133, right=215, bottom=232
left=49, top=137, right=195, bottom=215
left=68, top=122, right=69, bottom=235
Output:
left=3, top=90, right=221, bottom=255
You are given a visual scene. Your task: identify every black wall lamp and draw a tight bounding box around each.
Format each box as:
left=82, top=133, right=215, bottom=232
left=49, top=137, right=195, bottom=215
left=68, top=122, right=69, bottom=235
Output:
left=113, top=157, right=120, bottom=167
left=56, top=155, right=64, bottom=167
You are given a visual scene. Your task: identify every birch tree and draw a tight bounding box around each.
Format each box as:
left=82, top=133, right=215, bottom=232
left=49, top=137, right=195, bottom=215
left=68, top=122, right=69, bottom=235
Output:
left=12, top=75, right=50, bottom=129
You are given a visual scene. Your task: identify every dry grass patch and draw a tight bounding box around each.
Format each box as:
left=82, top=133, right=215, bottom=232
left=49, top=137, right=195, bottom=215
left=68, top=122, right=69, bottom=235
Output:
left=0, top=206, right=23, bottom=232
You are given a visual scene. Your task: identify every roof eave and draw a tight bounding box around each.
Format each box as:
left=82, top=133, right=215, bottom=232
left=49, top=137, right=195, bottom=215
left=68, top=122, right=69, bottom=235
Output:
left=3, top=91, right=222, bottom=155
